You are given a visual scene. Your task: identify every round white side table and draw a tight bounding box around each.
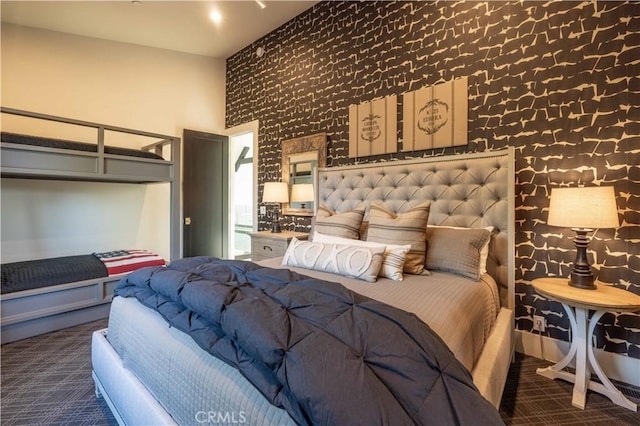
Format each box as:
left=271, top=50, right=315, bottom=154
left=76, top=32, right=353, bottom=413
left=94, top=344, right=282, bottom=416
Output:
left=532, top=277, right=640, bottom=412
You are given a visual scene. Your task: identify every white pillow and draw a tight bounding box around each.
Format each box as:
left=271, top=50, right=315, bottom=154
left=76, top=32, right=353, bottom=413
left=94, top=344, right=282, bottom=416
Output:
left=427, top=226, right=493, bottom=276
left=282, top=237, right=384, bottom=283
left=313, top=232, right=411, bottom=281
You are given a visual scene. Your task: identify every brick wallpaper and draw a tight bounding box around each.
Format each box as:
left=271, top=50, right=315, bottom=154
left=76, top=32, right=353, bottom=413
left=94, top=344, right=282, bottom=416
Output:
left=226, top=1, right=640, bottom=358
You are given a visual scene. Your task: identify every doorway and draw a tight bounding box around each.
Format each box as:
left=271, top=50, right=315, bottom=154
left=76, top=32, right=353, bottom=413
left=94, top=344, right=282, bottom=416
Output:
left=226, top=121, right=259, bottom=260
left=230, top=133, right=253, bottom=259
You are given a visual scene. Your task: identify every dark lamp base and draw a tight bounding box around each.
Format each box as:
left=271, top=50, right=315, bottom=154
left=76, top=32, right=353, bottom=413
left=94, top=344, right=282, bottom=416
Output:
left=271, top=223, right=282, bottom=233
left=567, top=228, right=597, bottom=290
left=568, top=273, right=596, bottom=290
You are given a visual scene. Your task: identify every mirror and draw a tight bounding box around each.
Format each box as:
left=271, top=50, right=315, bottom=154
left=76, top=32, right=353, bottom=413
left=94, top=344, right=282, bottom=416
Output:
left=282, top=133, right=326, bottom=216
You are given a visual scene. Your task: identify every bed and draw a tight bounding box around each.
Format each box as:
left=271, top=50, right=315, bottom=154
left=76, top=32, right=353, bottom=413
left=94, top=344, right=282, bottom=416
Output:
left=92, top=148, right=515, bottom=424
left=0, top=107, right=181, bottom=343
left=0, top=107, right=180, bottom=185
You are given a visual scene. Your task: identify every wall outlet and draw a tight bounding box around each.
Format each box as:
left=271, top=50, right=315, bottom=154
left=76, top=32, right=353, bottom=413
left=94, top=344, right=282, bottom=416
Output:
left=532, top=315, right=546, bottom=332
left=260, top=206, right=266, bottom=215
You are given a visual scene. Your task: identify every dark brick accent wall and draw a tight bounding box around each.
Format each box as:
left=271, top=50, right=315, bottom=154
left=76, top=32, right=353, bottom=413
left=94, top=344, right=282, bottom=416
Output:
left=226, top=1, right=640, bottom=358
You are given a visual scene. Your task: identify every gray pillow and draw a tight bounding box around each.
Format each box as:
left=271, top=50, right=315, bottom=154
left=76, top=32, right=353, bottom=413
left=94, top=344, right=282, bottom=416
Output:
left=424, top=227, right=491, bottom=280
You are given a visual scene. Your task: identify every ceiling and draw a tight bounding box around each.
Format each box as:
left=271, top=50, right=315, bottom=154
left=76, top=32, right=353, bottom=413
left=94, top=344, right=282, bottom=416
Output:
left=0, top=1, right=319, bottom=59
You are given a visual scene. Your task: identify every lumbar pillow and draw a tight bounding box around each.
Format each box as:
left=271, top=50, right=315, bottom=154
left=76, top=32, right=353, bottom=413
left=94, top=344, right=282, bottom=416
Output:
left=424, top=226, right=492, bottom=280
left=282, top=237, right=384, bottom=282
left=366, top=200, right=431, bottom=275
left=312, top=232, right=410, bottom=281
left=313, top=205, right=365, bottom=240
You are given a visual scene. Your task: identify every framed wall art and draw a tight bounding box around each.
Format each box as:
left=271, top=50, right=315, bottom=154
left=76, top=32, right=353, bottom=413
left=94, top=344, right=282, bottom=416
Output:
left=402, top=77, right=468, bottom=151
left=348, top=95, right=397, bottom=158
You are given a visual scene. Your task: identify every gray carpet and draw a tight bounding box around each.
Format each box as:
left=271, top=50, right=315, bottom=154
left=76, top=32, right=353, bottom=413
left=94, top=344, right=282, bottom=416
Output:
left=1, top=320, right=115, bottom=426
left=1, top=319, right=639, bottom=425
left=500, top=354, right=640, bottom=425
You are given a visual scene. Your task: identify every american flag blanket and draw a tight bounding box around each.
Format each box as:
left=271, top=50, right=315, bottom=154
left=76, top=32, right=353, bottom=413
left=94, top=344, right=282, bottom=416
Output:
left=93, top=249, right=165, bottom=275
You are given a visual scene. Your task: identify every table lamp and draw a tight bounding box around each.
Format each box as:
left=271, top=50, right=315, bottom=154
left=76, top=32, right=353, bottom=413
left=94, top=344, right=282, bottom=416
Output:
left=263, top=182, right=289, bottom=233
left=290, top=183, right=314, bottom=209
left=547, top=186, right=619, bottom=289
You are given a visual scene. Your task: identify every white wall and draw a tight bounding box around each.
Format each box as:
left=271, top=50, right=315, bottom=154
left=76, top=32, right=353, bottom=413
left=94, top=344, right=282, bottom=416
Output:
left=1, top=24, right=226, bottom=262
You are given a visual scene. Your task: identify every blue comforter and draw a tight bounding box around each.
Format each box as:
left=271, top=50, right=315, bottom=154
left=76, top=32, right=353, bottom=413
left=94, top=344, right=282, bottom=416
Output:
left=115, top=257, right=503, bottom=425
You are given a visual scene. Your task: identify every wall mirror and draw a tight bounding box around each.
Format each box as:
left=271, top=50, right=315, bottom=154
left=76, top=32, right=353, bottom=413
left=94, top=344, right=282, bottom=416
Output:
left=282, top=132, right=327, bottom=216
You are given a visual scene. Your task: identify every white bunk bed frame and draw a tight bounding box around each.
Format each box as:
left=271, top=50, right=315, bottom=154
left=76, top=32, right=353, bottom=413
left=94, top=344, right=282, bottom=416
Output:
left=0, top=107, right=181, bottom=343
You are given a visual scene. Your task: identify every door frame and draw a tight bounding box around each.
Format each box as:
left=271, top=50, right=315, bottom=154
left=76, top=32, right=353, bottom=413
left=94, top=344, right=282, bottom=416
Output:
left=225, top=120, right=259, bottom=257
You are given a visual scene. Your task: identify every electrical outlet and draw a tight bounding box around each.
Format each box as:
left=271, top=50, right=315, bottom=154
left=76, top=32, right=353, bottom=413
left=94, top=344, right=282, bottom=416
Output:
left=260, top=206, right=266, bottom=215
left=532, top=315, right=546, bottom=332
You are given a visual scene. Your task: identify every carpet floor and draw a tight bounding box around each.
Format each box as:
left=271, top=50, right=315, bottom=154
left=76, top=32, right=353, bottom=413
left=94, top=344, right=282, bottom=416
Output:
left=1, top=319, right=639, bottom=425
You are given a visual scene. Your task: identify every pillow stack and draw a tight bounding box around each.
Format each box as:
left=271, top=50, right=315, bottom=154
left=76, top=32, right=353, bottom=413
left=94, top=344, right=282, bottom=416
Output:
left=288, top=202, right=493, bottom=282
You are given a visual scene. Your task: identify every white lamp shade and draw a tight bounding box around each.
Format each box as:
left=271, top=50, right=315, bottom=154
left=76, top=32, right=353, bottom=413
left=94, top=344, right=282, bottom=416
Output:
left=290, top=183, right=314, bottom=203
left=548, top=186, right=619, bottom=229
left=263, top=182, right=289, bottom=203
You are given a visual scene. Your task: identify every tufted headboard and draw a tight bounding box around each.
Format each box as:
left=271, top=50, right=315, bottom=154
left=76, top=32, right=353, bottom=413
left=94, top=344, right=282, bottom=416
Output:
left=316, top=148, right=515, bottom=309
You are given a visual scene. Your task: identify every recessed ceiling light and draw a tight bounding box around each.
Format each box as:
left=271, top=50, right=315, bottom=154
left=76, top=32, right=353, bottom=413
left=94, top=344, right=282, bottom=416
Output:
left=209, top=9, right=222, bottom=24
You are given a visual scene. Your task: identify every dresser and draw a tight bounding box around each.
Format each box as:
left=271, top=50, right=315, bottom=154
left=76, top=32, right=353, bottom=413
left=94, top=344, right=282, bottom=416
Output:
left=250, top=231, right=309, bottom=262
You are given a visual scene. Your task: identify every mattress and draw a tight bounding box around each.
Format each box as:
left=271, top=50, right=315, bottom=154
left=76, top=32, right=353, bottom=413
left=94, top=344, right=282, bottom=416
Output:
left=1, top=255, right=107, bottom=294
left=107, top=296, right=295, bottom=426
left=1, top=132, right=164, bottom=160
left=260, top=257, right=500, bottom=370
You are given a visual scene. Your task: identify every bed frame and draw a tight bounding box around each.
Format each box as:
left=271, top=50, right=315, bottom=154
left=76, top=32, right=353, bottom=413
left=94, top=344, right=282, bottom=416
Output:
left=92, top=148, right=515, bottom=423
left=1, top=107, right=181, bottom=344
left=2, top=275, right=123, bottom=344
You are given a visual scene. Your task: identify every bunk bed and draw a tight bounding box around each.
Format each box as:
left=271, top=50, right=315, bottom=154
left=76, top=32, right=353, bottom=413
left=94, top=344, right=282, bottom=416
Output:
left=0, top=107, right=181, bottom=343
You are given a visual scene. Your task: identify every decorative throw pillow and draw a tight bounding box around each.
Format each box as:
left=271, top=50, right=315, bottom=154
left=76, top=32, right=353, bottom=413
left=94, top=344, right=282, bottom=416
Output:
left=282, top=237, right=384, bottom=282
left=313, top=205, right=365, bottom=240
left=424, top=226, right=492, bottom=280
left=366, top=200, right=431, bottom=275
left=312, top=232, right=411, bottom=281
left=427, top=225, right=494, bottom=275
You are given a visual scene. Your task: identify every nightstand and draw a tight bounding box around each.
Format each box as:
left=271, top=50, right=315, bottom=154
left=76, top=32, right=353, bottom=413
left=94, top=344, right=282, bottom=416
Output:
left=250, top=231, right=309, bottom=262
left=532, top=277, right=640, bottom=411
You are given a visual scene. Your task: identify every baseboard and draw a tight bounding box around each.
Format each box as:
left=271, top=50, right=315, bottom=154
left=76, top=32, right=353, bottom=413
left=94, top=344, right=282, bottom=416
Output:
left=516, top=329, right=640, bottom=387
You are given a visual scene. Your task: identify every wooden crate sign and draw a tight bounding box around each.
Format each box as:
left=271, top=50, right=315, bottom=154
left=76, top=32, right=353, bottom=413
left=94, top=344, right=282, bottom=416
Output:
left=402, top=77, right=468, bottom=151
left=349, top=95, right=397, bottom=158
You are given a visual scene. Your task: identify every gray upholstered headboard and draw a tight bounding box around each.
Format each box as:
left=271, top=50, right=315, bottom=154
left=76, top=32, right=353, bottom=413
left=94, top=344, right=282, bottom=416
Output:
left=316, top=148, right=515, bottom=309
